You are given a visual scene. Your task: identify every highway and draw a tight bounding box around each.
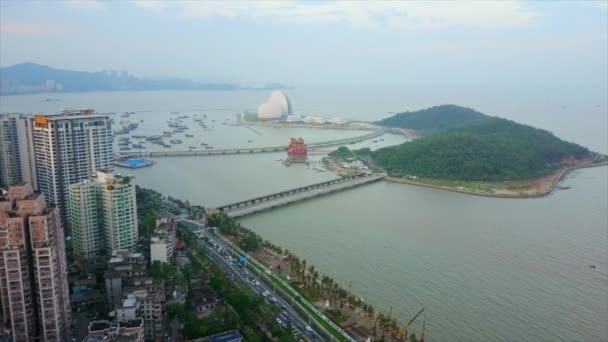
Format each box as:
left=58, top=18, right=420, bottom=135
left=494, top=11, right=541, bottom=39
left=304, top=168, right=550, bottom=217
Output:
left=178, top=218, right=354, bottom=341
left=194, top=235, right=322, bottom=341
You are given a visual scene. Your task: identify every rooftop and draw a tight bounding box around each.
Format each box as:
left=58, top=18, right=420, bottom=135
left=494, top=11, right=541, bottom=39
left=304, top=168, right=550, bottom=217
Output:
left=208, top=330, right=243, bottom=342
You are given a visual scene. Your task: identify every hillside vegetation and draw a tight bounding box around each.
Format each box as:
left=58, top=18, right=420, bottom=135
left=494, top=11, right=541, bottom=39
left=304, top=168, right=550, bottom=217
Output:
left=375, top=104, right=488, bottom=135
left=373, top=116, right=591, bottom=181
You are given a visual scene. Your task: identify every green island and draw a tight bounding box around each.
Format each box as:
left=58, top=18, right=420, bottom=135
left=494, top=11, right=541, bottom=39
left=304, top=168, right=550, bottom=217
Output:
left=370, top=105, right=607, bottom=196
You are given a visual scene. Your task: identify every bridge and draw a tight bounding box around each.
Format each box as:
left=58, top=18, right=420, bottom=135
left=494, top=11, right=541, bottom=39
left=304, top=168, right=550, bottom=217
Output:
left=215, top=173, right=384, bottom=217
left=115, top=128, right=387, bottom=159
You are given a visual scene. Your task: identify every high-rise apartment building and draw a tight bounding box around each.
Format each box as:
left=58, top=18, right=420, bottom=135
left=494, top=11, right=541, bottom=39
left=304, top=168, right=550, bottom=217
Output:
left=30, top=109, right=112, bottom=225
left=0, top=114, right=36, bottom=189
left=0, top=183, right=70, bottom=341
left=69, top=171, right=137, bottom=259
left=69, top=179, right=102, bottom=259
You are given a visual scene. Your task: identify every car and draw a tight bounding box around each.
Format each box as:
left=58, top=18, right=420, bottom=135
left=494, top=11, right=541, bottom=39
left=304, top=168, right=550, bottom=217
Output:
left=270, top=297, right=277, bottom=303
left=275, top=317, right=283, bottom=325
left=305, top=325, right=313, bottom=334
left=254, top=280, right=260, bottom=286
left=280, top=305, right=287, bottom=310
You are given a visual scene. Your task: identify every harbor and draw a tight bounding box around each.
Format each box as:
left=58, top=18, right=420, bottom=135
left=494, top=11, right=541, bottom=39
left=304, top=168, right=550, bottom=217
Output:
left=2, top=89, right=605, bottom=342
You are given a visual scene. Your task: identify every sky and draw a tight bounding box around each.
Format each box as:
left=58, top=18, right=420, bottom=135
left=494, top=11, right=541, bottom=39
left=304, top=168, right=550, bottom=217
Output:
left=0, top=0, right=606, bottom=88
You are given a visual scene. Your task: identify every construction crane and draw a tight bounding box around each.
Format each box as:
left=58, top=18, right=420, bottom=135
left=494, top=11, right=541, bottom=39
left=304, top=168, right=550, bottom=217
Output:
left=396, top=307, right=425, bottom=340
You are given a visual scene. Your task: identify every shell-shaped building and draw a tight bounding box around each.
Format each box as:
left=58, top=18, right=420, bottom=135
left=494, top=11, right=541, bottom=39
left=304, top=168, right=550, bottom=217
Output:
left=257, top=91, right=293, bottom=119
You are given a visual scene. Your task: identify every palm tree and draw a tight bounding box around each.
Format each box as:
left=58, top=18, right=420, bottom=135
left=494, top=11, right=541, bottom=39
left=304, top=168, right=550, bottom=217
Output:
left=376, top=313, right=386, bottom=339
left=301, top=259, right=307, bottom=280
left=312, top=270, right=319, bottom=295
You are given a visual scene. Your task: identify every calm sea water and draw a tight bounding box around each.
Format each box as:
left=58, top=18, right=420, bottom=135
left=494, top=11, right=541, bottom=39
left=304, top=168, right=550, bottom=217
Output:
left=1, top=89, right=606, bottom=341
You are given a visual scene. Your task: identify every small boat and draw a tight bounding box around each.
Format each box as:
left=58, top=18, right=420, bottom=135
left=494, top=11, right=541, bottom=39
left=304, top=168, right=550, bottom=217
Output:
left=186, top=134, right=194, bottom=138
left=170, top=139, right=183, bottom=144
left=140, top=120, right=144, bottom=123
left=169, top=111, right=180, bottom=115
left=205, top=146, right=213, bottom=149
left=200, top=143, right=208, bottom=146
left=119, top=147, right=132, bottom=151
left=372, top=140, right=378, bottom=143
left=189, top=146, right=196, bottom=149
left=248, top=140, right=254, bottom=143
left=132, top=144, right=145, bottom=149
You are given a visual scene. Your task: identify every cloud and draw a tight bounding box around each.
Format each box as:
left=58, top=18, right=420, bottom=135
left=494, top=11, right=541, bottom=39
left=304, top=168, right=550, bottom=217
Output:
left=132, top=0, right=536, bottom=29
left=131, top=0, right=169, bottom=13
left=0, top=23, right=64, bottom=34
left=64, top=0, right=107, bottom=11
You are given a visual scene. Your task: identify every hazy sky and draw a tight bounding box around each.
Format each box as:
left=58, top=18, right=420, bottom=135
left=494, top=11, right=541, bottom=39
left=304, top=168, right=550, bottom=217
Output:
left=0, top=1, right=606, bottom=87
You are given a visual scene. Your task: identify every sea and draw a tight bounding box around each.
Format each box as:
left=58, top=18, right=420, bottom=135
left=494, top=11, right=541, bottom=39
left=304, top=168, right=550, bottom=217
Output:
left=1, top=86, right=606, bottom=341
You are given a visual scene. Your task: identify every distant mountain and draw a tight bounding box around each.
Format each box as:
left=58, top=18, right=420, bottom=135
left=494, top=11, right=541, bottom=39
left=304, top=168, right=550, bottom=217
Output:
left=0, top=63, right=240, bottom=95
left=375, top=104, right=488, bottom=136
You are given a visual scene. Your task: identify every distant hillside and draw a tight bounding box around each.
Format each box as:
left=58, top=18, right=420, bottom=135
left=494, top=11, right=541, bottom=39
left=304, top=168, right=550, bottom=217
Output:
left=375, top=104, right=488, bottom=135
left=0, top=63, right=239, bottom=95
left=373, top=115, right=593, bottom=181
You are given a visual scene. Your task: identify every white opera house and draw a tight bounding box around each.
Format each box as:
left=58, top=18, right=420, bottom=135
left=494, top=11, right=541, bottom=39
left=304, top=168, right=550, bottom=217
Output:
left=255, top=91, right=347, bottom=126
left=257, top=91, right=293, bottom=120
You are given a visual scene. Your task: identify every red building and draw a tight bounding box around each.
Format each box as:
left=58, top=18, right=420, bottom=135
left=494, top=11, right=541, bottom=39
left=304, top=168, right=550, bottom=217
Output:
left=287, top=137, right=308, bottom=162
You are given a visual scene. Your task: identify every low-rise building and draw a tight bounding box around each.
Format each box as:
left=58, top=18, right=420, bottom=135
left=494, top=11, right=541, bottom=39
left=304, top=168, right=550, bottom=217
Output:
left=191, top=286, right=219, bottom=314
left=190, top=330, right=243, bottom=342
left=84, top=318, right=145, bottom=342
left=105, top=250, right=146, bottom=309
left=150, top=217, right=176, bottom=264
left=112, top=277, right=166, bottom=341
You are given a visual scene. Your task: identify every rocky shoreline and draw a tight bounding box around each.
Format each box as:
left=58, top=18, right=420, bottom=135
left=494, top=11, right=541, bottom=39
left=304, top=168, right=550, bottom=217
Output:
left=384, top=161, right=608, bottom=199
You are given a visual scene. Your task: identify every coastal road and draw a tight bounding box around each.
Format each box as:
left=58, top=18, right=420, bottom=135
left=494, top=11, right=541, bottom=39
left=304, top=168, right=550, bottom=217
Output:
left=178, top=218, right=347, bottom=341
left=191, top=228, right=322, bottom=341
